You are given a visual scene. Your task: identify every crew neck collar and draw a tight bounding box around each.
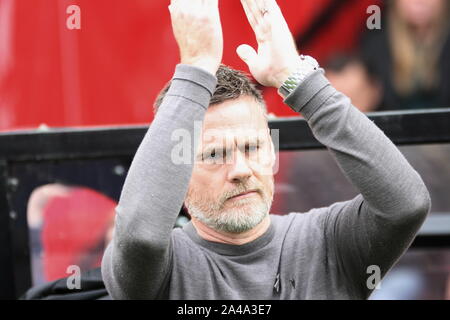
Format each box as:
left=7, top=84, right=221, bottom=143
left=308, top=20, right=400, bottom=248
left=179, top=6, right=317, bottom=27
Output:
left=182, top=218, right=275, bottom=256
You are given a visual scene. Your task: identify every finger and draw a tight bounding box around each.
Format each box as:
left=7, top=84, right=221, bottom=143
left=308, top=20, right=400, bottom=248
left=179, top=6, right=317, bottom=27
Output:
left=177, top=0, right=199, bottom=8
left=205, top=0, right=219, bottom=7
left=184, top=0, right=201, bottom=7
left=264, top=0, right=286, bottom=23
left=244, top=0, right=264, bottom=22
left=240, top=0, right=258, bottom=30
left=169, top=0, right=187, bottom=11
left=236, top=44, right=258, bottom=67
left=180, top=0, right=200, bottom=14
left=169, top=0, right=177, bottom=11
left=265, top=0, right=280, bottom=11
left=241, top=0, right=270, bottom=43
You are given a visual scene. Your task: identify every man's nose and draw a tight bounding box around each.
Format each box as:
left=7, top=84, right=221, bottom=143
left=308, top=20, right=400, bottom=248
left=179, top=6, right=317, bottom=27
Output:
left=227, top=150, right=252, bottom=183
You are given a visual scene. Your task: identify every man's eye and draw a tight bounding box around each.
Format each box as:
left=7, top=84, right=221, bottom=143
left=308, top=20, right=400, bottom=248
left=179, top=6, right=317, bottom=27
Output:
left=246, top=144, right=260, bottom=153
left=203, top=150, right=223, bottom=162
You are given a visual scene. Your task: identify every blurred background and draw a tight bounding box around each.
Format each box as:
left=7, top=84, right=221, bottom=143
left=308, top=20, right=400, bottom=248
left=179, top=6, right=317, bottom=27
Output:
left=0, top=0, right=449, bottom=299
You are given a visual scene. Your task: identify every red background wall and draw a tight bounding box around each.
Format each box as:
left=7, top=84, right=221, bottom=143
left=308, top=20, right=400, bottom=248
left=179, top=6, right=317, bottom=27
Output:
left=0, top=0, right=381, bottom=132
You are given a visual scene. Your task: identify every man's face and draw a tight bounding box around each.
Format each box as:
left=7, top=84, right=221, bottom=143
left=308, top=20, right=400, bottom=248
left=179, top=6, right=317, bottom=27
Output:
left=185, top=95, right=276, bottom=234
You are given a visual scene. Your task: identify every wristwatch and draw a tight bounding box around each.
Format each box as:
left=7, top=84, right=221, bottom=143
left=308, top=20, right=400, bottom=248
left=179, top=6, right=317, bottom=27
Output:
left=278, top=55, right=320, bottom=98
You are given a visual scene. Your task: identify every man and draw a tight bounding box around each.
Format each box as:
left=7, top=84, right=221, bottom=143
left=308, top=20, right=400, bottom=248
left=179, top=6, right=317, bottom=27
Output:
left=101, top=0, right=431, bottom=299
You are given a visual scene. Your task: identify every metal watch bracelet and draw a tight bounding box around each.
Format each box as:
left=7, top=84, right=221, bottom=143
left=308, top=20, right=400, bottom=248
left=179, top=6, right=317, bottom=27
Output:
left=278, top=55, right=320, bottom=98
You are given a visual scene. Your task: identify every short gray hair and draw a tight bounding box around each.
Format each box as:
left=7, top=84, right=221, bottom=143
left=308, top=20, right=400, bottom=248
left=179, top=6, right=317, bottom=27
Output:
left=154, top=64, right=267, bottom=114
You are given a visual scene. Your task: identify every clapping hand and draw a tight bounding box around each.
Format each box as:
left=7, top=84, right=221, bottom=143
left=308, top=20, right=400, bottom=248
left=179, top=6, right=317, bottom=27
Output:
left=237, top=0, right=300, bottom=88
left=169, top=0, right=223, bottom=75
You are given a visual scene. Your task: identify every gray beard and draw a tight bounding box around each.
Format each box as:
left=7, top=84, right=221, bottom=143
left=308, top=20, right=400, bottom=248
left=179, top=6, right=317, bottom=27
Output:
left=186, top=197, right=271, bottom=234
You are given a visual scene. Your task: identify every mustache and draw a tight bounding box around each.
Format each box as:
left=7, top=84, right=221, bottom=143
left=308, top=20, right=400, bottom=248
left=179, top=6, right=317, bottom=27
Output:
left=220, top=183, right=262, bottom=202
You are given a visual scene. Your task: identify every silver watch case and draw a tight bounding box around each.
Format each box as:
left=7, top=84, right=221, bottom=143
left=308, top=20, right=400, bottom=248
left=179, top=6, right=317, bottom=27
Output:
left=279, top=55, right=319, bottom=98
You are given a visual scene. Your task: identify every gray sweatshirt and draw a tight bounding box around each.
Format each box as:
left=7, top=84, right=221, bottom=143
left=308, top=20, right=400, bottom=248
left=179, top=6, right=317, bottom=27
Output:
left=101, top=64, right=431, bottom=300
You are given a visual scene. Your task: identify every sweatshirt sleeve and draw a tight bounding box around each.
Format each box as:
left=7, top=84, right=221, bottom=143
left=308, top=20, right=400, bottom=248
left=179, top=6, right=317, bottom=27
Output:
left=101, top=64, right=217, bottom=299
left=284, top=69, right=431, bottom=298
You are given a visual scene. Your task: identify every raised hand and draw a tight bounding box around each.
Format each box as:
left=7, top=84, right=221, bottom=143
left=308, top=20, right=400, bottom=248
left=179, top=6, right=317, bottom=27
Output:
left=237, top=0, right=300, bottom=88
left=169, top=0, right=223, bottom=75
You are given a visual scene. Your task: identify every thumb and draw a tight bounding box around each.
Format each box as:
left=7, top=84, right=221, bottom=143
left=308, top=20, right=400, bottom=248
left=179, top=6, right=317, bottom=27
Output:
left=236, top=44, right=258, bottom=67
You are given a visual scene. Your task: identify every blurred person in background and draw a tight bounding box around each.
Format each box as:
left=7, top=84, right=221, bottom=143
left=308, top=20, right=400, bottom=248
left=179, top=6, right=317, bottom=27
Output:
left=326, top=55, right=382, bottom=113
left=360, top=0, right=450, bottom=110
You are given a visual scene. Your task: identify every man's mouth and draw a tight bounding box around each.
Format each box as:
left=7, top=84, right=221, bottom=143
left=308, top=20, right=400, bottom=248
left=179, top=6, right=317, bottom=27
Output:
left=228, top=190, right=259, bottom=201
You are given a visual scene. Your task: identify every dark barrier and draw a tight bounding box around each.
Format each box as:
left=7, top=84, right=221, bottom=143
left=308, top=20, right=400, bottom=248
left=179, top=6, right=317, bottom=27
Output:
left=1, top=108, right=450, bottom=299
